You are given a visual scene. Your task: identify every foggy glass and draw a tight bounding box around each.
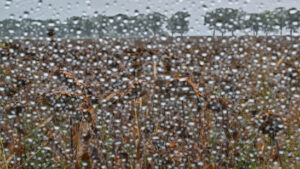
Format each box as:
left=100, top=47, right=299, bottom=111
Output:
left=0, top=0, right=299, bottom=168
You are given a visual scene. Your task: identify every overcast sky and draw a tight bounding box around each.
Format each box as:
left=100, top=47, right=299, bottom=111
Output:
left=0, top=0, right=299, bottom=35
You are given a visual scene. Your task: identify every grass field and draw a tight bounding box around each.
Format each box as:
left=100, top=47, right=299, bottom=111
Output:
left=0, top=36, right=299, bottom=168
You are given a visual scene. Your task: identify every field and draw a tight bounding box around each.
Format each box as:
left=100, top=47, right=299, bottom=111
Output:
left=0, top=36, right=299, bottom=168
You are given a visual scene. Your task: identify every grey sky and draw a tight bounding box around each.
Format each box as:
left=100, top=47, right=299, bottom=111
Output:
left=0, top=0, right=299, bottom=35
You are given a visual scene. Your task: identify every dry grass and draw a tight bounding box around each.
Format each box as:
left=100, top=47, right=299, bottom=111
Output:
left=0, top=36, right=299, bottom=168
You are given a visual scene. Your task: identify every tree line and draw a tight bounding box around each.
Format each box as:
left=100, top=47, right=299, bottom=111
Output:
left=1, top=7, right=299, bottom=38
left=204, top=7, right=300, bottom=36
left=0, top=11, right=190, bottom=38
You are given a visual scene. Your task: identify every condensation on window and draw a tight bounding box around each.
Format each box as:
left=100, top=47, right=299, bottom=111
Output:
left=0, top=0, right=299, bottom=168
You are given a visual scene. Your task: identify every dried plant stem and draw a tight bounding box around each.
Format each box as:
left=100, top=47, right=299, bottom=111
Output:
left=153, top=61, right=157, bottom=79
left=134, top=98, right=141, bottom=139
left=0, top=134, right=8, bottom=169
left=70, top=117, right=74, bottom=159
left=275, top=139, right=283, bottom=168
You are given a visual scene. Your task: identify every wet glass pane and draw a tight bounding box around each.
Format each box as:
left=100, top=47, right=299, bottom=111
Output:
left=0, top=0, right=299, bottom=168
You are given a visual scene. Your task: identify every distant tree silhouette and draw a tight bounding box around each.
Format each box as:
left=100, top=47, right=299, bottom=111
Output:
left=204, top=7, right=300, bottom=36
left=146, top=12, right=167, bottom=36
left=273, top=7, right=288, bottom=35
left=167, top=11, right=190, bottom=36
left=286, top=8, right=300, bottom=36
